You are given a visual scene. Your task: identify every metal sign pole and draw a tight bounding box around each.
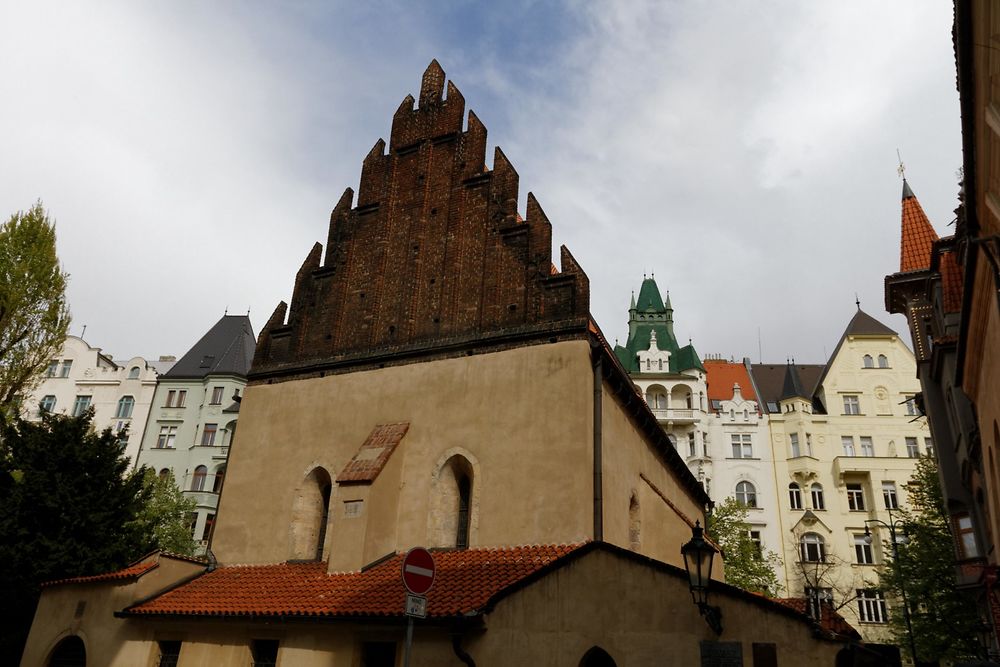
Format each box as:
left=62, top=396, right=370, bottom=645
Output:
left=403, top=615, right=414, bottom=667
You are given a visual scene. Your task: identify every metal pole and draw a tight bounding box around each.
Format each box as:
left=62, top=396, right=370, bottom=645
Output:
left=403, top=615, right=414, bottom=667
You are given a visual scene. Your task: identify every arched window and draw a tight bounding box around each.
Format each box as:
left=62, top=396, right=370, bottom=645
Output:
left=579, top=647, right=617, bottom=667
left=628, top=494, right=641, bottom=550
left=191, top=465, right=207, bottom=491
left=429, top=454, right=477, bottom=549
left=128, top=366, right=140, bottom=379
left=800, top=532, right=826, bottom=562
left=878, top=354, right=889, bottom=368
left=212, top=465, right=226, bottom=493
left=736, top=481, right=757, bottom=508
left=863, top=354, right=874, bottom=368
left=290, top=467, right=333, bottom=561
left=158, top=468, right=170, bottom=481
left=115, top=396, right=135, bottom=419
left=646, top=386, right=667, bottom=410
left=48, top=635, right=86, bottom=667
left=811, top=483, right=825, bottom=510
left=789, top=483, right=803, bottom=510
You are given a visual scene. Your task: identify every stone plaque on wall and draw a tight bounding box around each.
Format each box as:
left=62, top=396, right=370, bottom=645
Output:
left=700, top=640, right=743, bottom=667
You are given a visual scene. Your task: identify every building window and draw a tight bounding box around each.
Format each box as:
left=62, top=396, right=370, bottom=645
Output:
left=854, top=534, right=874, bottom=564
left=842, top=436, right=856, bottom=457
left=735, top=481, right=758, bottom=508
left=843, top=395, right=860, bottom=415
left=955, top=514, right=979, bottom=558
left=789, top=483, right=803, bottom=510
left=72, top=395, right=91, bottom=417
left=361, top=642, right=397, bottom=667
left=805, top=433, right=813, bottom=456
left=191, top=465, right=208, bottom=492
left=800, top=532, right=826, bottom=562
left=702, top=432, right=709, bottom=457
left=210, top=386, right=224, bottom=405
left=877, top=354, right=889, bottom=368
left=687, top=433, right=696, bottom=458
left=251, top=640, right=279, bottom=667
left=748, top=530, right=763, bottom=559
left=159, top=468, right=171, bottom=481
left=157, top=640, right=182, bottom=667
left=863, top=354, right=874, bottom=368
left=116, top=396, right=135, bottom=419
left=905, top=437, right=919, bottom=458
left=805, top=587, right=833, bottom=620
left=201, top=423, right=218, bottom=446
left=456, top=473, right=472, bottom=549
left=924, top=438, right=934, bottom=457
left=213, top=466, right=226, bottom=493
left=201, top=513, right=216, bottom=541
left=904, top=395, right=918, bottom=416
left=156, top=425, right=177, bottom=448
left=731, top=433, right=753, bottom=458
left=847, top=483, right=865, bottom=511
left=811, top=483, right=825, bottom=510
left=289, top=467, right=333, bottom=561
left=128, top=366, right=141, bottom=379
left=790, top=433, right=801, bottom=458
left=165, top=389, right=187, bottom=408
left=39, top=395, right=56, bottom=414
left=883, top=482, right=898, bottom=509
left=860, top=436, right=874, bottom=457
left=857, top=589, right=888, bottom=623
left=629, top=494, right=641, bottom=550
left=60, top=360, right=72, bottom=377
left=46, top=360, right=59, bottom=377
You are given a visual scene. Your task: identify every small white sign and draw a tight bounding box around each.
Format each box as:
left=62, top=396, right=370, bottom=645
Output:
left=405, top=594, right=427, bottom=618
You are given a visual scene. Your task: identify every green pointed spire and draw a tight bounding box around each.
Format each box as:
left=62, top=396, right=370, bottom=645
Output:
left=619, top=275, right=702, bottom=373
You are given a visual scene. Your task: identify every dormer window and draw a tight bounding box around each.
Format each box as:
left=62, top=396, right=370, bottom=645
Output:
left=863, top=355, right=874, bottom=368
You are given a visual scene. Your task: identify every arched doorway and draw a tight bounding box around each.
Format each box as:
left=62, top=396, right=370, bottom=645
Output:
left=579, top=646, right=617, bottom=667
left=48, top=635, right=86, bottom=667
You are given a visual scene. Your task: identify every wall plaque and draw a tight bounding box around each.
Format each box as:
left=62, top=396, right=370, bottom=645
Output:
left=700, top=640, right=743, bottom=667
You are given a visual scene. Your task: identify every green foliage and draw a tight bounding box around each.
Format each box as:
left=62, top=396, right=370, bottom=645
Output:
left=0, top=201, right=71, bottom=419
left=877, top=454, right=980, bottom=663
left=706, top=497, right=783, bottom=597
left=0, top=410, right=153, bottom=665
left=134, top=468, right=197, bottom=556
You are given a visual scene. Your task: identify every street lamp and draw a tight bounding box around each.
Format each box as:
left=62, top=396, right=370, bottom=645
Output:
left=863, top=512, right=917, bottom=665
left=681, top=521, right=723, bottom=634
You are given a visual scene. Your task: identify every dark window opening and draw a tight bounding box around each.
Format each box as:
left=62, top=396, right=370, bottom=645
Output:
left=316, top=481, right=332, bottom=561
left=48, top=635, right=86, bottom=667
left=157, top=641, right=181, bottom=667
left=361, top=641, right=397, bottom=667
left=456, top=474, right=471, bottom=549
left=251, top=639, right=279, bottom=667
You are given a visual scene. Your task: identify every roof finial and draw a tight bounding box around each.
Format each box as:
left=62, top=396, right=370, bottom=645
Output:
left=897, top=148, right=906, bottom=180
left=855, top=293, right=861, bottom=310
left=81, top=324, right=87, bottom=339
left=225, top=305, right=229, bottom=316
left=246, top=307, right=251, bottom=316
left=643, top=272, right=647, bottom=280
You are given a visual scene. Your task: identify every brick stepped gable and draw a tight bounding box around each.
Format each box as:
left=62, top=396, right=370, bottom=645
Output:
left=253, top=61, right=590, bottom=380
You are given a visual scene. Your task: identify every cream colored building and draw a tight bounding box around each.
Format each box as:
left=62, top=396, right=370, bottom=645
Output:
left=19, top=335, right=171, bottom=464
left=751, top=309, right=928, bottom=645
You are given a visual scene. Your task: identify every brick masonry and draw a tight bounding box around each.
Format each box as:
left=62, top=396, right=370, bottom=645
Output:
left=253, top=61, right=591, bottom=381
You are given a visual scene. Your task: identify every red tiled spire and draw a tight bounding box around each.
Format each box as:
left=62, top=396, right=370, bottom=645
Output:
left=899, top=179, right=939, bottom=272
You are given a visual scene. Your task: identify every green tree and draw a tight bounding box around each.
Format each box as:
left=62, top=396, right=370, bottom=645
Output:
left=706, top=497, right=783, bottom=596
left=877, top=454, right=980, bottom=663
left=133, top=468, right=198, bottom=556
left=0, top=410, right=153, bottom=665
left=0, top=201, right=71, bottom=420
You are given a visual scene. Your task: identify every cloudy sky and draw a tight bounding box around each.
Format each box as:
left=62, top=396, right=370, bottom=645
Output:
left=0, top=2, right=961, bottom=365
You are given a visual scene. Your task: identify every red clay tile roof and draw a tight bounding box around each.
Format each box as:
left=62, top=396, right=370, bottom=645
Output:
left=43, top=561, right=158, bottom=588
left=774, top=598, right=860, bottom=640
left=900, top=184, right=939, bottom=272
left=126, top=544, right=583, bottom=618
left=704, top=360, right=758, bottom=409
left=939, top=250, right=963, bottom=313
left=336, top=423, right=410, bottom=484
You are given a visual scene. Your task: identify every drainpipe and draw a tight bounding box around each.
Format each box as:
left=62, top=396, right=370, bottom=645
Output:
left=450, top=629, right=476, bottom=667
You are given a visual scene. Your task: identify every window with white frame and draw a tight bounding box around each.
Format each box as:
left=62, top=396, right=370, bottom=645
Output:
left=955, top=514, right=979, bottom=559
left=842, top=436, right=856, bottom=457
left=191, top=465, right=208, bottom=492
left=805, top=587, right=833, bottom=620
left=847, top=483, right=865, bottom=511
left=790, top=433, right=801, bottom=458
left=924, top=438, right=934, bottom=457
left=156, top=425, right=177, bottom=449
left=811, top=483, right=825, bottom=510
left=860, top=436, right=874, bottom=457
left=856, top=590, right=888, bottom=623
left=805, top=433, right=813, bottom=456
left=72, top=395, right=91, bottom=417
left=201, top=424, right=218, bottom=446
left=735, top=481, right=758, bottom=508
left=46, top=360, right=59, bottom=377
left=39, top=395, right=56, bottom=414
left=116, top=396, right=135, bottom=419
left=210, top=386, right=224, bottom=405
left=905, top=437, right=919, bottom=458
left=731, top=433, right=752, bottom=458
left=882, top=482, right=898, bottom=509
left=789, top=483, right=803, bottom=510
left=800, top=533, right=825, bottom=562
left=854, top=534, right=874, bottom=564
left=843, top=395, right=860, bottom=415
left=687, top=432, right=696, bottom=458
left=165, top=389, right=187, bottom=408
left=60, top=360, right=72, bottom=377
left=128, top=366, right=141, bottom=379
left=904, top=395, right=918, bottom=416
left=747, top=530, right=763, bottom=559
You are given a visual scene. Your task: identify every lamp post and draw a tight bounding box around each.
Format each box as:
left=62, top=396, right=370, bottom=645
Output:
left=681, top=521, right=723, bottom=634
left=863, top=512, right=917, bottom=665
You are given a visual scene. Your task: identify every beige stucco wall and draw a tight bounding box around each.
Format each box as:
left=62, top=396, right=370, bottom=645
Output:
left=212, top=341, right=597, bottom=570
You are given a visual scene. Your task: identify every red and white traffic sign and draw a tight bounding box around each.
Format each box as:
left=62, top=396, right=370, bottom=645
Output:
left=401, top=547, right=436, bottom=596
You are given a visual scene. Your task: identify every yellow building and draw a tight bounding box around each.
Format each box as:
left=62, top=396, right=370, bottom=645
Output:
left=23, top=63, right=860, bottom=667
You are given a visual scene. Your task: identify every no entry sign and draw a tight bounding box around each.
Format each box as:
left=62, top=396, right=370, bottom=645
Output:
left=401, top=547, right=436, bottom=596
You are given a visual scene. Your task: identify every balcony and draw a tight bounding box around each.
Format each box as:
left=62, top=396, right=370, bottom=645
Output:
left=182, top=489, right=220, bottom=508
left=650, top=407, right=701, bottom=424
left=832, top=456, right=912, bottom=481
